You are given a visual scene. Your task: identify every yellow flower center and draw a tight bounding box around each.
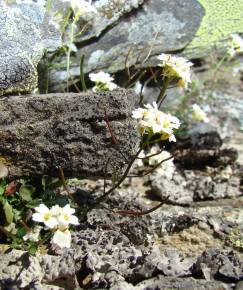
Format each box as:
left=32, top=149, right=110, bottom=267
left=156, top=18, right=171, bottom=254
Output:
left=44, top=212, right=51, bottom=221
left=64, top=214, right=69, bottom=221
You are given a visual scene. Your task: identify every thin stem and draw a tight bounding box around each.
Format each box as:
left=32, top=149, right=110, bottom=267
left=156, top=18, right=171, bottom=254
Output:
left=91, top=148, right=143, bottom=208
left=210, top=53, right=228, bottom=79
left=66, top=19, right=75, bottom=92
left=59, top=168, right=73, bottom=199
left=126, top=69, right=146, bottom=88
left=115, top=200, right=165, bottom=216
left=156, top=77, right=170, bottom=105
left=125, top=47, right=133, bottom=80
left=128, top=153, right=177, bottom=178
left=136, top=147, right=165, bottom=159
left=80, top=55, right=87, bottom=92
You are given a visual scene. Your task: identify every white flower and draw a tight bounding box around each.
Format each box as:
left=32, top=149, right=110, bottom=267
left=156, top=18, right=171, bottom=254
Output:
left=157, top=54, right=193, bottom=89
left=32, top=204, right=58, bottom=229
left=57, top=204, right=79, bottom=227
left=52, top=228, right=72, bottom=248
left=50, top=204, right=62, bottom=216
left=32, top=203, right=79, bottom=248
left=23, top=226, right=42, bottom=242
left=63, top=0, right=96, bottom=16
left=132, top=102, right=180, bottom=142
left=227, top=33, right=243, bottom=57
left=89, top=71, right=117, bottom=92
left=191, top=104, right=209, bottom=122
left=132, top=107, right=146, bottom=119
left=148, top=148, right=174, bottom=179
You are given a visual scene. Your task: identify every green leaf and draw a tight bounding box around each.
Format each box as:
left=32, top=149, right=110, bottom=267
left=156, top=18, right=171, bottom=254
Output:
left=0, top=179, right=6, bottom=195
left=3, top=201, right=14, bottom=224
left=19, top=185, right=35, bottom=201
left=28, top=244, right=38, bottom=256
left=18, top=227, right=27, bottom=238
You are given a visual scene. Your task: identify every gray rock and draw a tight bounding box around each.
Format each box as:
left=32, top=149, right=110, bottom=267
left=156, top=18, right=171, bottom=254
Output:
left=0, top=249, right=78, bottom=289
left=194, top=248, right=243, bottom=282
left=0, top=89, right=140, bottom=178
left=172, top=123, right=238, bottom=168
left=48, top=0, right=204, bottom=87
left=1, top=192, right=242, bottom=289
left=110, top=276, right=232, bottom=290
left=78, top=0, right=204, bottom=72
left=41, top=251, right=78, bottom=288
left=150, top=168, right=241, bottom=204
left=185, top=123, right=222, bottom=150
left=0, top=2, right=61, bottom=96
left=150, top=172, right=193, bottom=205
left=0, top=249, right=44, bottom=288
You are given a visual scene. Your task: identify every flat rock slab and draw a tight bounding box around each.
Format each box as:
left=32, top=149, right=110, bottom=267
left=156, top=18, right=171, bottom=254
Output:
left=78, top=0, right=204, bottom=72
left=48, top=0, right=243, bottom=89
left=0, top=89, right=139, bottom=178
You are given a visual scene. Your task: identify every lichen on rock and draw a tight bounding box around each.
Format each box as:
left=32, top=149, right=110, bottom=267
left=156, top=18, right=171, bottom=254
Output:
left=0, top=1, right=61, bottom=96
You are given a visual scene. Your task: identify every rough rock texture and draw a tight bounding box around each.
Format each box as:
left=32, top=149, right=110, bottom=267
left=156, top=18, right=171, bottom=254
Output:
left=47, top=0, right=243, bottom=89
left=110, top=276, right=231, bottom=290
left=194, top=248, right=243, bottom=282
left=0, top=89, right=140, bottom=178
left=151, top=168, right=241, bottom=205
left=0, top=248, right=78, bottom=289
left=48, top=0, right=204, bottom=88
left=150, top=123, right=241, bottom=204
left=76, top=0, right=204, bottom=72
left=51, top=0, right=145, bottom=41
left=0, top=1, right=60, bottom=96
left=0, top=192, right=242, bottom=289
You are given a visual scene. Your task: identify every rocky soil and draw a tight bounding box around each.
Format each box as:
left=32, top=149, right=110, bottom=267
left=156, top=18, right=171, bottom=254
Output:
left=0, top=57, right=243, bottom=290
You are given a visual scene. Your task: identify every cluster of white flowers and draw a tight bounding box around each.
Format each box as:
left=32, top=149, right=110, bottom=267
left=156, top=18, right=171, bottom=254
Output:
left=132, top=102, right=180, bottom=142
left=227, top=33, right=243, bottom=57
left=32, top=203, right=79, bottom=248
left=137, top=147, right=175, bottom=179
left=89, top=71, right=117, bottom=92
left=191, top=104, right=209, bottom=123
left=63, top=0, right=97, bottom=17
left=157, top=53, right=193, bottom=89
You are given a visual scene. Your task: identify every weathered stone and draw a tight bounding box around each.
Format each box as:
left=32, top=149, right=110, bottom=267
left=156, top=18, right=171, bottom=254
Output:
left=110, top=276, right=231, bottom=290
left=47, top=0, right=243, bottom=88
left=194, top=248, right=243, bottom=282
left=0, top=248, right=78, bottom=289
left=0, top=249, right=44, bottom=288
left=173, top=123, right=238, bottom=168
left=0, top=89, right=139, bottom=178
left=77, top=0, right=204, bottom=72
left=0, top=1, right=60, bottom=96
left=48, top=0, right=204, bottom=88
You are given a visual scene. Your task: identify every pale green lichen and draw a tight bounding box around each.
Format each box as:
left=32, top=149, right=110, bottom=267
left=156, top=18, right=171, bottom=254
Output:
left=185, top=0, right=243, bottom=55
left=227, top=228, right=243, bottom=252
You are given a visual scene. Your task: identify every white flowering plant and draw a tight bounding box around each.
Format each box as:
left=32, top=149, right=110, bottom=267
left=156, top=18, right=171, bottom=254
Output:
left=89, top=71, right=117, bottom=92
left=0, top=175, right=82, bottom=253
left=157, top=53, right=193, bottom=90
left=0, top=0, right=207, bottom=253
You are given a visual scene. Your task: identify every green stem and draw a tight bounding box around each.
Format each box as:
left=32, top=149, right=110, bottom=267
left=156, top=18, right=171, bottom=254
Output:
left=156, top=77, right=170, bottom=105
left=66, top=19, right=75, bottom=92
left=80, top=55, right=87, bottom=92
left=211, top=53, right=228, bottom=78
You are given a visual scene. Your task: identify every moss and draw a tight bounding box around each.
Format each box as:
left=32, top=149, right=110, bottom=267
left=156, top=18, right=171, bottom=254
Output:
left=186, top=0, right=243, bottom=53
